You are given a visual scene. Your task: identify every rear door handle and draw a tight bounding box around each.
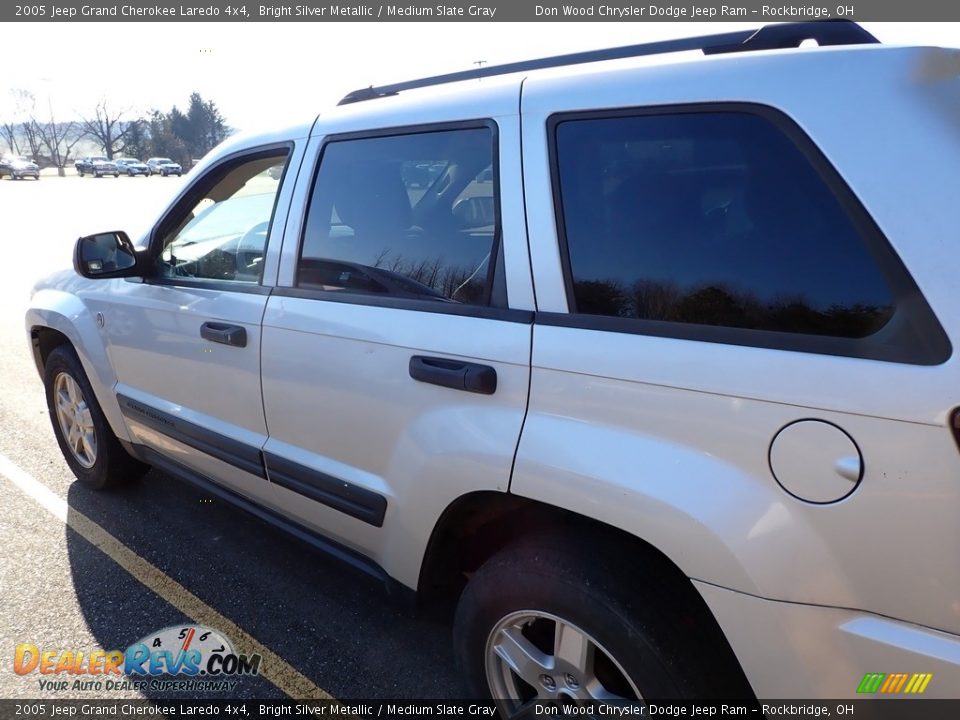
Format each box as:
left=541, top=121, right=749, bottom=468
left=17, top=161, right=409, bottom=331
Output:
left=409, top=355, right=497, bottom=395
left=201, top=322, right=247, bottom=348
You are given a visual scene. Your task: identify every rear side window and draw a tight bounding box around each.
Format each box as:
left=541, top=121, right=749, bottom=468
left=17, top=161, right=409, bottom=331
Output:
left=298, top=126, right=498, bottom=306
left=551, top=107, right=948, bottom=364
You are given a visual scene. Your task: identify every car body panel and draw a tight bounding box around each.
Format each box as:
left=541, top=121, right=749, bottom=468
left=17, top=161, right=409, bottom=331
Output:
left=514, top=44, right=960, bottom=636
left=695, top=581, right=960, bottom=698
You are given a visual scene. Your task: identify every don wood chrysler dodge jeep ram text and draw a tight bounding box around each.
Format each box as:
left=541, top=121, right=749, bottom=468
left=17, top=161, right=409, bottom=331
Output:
left=25, top=22, right=960, bottom=705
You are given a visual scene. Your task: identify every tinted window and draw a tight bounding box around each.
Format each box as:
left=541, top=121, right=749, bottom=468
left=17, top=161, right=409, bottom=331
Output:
left=298, top=127, right=497, bottom=305
left=555, top=112, right=894, bottom=339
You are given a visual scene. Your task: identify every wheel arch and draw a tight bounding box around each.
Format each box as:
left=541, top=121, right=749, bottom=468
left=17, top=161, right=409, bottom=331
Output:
left=27, top=293, right=130, bottom=443
left=418, top=490, right=755, bottom=697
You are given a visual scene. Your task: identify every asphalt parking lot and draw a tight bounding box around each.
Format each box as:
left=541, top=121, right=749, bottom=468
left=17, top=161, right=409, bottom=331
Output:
left=0, top=174, right=465, bottom=700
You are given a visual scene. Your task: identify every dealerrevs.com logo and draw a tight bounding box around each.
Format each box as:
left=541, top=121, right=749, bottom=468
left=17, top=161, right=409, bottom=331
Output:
left=14, top=625, right=261, bottom=693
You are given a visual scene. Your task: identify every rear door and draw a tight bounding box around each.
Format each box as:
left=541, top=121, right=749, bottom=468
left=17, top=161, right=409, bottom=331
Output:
left=260, top=95, right=533, bottom=589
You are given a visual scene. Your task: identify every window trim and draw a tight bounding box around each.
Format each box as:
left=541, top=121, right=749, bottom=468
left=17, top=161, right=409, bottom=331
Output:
left=293, top=119, right=508, bottom=313
left=144, top=142, right=293, bottom=291
left=546, top=103, right=950, bottom=366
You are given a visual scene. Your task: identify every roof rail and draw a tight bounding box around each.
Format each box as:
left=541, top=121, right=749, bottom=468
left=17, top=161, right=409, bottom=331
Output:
left=338, top=20, right=878, bottom=106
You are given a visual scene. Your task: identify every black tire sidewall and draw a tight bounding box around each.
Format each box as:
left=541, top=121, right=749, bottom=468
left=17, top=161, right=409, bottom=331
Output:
left=455, top=544, right=688, bottom=701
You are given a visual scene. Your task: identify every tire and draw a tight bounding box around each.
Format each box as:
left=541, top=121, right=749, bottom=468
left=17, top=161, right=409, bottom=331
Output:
left=114, top=173, right=119, bottom=178
left=44, top=345, right=148, bottom=490
left=161, top=170, right=167, bottom=177
left=454, top=535, right=749, bottom=708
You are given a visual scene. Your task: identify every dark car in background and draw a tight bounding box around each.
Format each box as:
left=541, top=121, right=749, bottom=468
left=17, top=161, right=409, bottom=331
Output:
left=146, top=157, right=183, bottom=176
left=114, top=158, right=150, bottom=176
left=75, top=156, right=120, bottom=178
left=0, top=155, right=40, bottom=180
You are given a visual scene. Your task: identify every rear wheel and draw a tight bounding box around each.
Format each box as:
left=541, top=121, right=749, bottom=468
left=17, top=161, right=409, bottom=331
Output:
left=454, top=535, right=749, bottom=713
left=44, top=345, right=148, bottom=490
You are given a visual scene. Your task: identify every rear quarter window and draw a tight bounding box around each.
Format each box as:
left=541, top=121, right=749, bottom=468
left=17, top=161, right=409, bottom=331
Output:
left=549, top=105, right=949, bottom=364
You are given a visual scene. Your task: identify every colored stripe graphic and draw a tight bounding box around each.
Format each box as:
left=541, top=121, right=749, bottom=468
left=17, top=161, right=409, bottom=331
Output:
left=857, top=673, right=885, bottom=693
left=857, top=672, right=932, bottom=694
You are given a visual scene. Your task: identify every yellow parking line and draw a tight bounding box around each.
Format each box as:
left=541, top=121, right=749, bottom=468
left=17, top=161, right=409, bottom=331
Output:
left=0, top=452, right=332, bottom=700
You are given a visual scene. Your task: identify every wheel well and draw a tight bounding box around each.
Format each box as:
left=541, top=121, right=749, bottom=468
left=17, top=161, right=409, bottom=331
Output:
left=30, top=327, right=71, bottom=375
left=418, top=491, right=756, bottom=698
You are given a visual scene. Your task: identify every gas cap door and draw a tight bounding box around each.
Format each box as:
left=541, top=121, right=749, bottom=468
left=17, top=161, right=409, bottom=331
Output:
left=769, top=420, right=863, bottom=504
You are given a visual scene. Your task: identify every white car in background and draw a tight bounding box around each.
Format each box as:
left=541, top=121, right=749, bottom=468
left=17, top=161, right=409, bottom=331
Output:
left=146, top=157, right=183, bottom=176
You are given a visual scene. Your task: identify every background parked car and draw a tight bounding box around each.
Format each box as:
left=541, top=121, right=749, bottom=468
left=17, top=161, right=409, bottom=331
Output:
left=114, top=158, right=150, bottom=177
left=75, top=156, right=120, bottom=178
left=146, top=157, right=183, bottom=177
left=0, top=155, right=40, bottom=180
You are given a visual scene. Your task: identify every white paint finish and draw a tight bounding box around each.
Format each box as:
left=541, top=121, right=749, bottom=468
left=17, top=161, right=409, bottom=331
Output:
left=513, top=348, right=960, bottom=634
left=769, top=421, right=862, bottom=504
left=86, top=280, right=269, bottom=440
left=261, top=298, right=531, bottom=588
left=695, top=582, right=960, bottom=699
left=512, top=45, right=960, bottom=635
left=492, top=112, right=535, bottom=312
left=26, top=285, right=130, bottom=442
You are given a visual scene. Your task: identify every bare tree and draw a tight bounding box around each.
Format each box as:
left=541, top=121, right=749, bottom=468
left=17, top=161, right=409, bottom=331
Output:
left=2, top=90, right=38, bottom=159
left=0, top=122, right=18, bottom=155
left=20, top=119, right=44, bottom=163
left=80, top=99, right=132, bottom=159
left=35, top=105, right=83, bottom=176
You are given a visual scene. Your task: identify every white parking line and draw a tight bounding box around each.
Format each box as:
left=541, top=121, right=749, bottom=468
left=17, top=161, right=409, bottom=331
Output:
left=0, top=452, right=333, bottom=700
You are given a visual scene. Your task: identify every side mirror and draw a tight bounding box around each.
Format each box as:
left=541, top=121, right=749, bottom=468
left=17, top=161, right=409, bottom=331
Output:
left=73, top=231, right=142, bottom=279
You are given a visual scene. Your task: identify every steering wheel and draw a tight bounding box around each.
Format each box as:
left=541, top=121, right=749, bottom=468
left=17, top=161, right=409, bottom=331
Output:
left=234, top=221, right=270, bottom=275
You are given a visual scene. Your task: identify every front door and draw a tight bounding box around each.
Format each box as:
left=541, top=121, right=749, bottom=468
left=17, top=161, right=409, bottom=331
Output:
left=94, top=146, right=292, bottom=499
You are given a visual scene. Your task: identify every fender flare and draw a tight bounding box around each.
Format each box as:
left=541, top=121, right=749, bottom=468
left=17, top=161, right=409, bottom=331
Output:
left=26, top=289, right=131, bottom=442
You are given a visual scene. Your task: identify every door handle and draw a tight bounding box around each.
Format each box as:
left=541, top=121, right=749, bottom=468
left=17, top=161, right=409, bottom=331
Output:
left=409, top=355, right=497, bottom=395
left=200, top=322, right=247, bottom=348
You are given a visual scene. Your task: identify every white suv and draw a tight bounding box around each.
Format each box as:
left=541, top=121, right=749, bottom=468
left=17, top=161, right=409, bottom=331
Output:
left=26, top=21, right=960, bottom=703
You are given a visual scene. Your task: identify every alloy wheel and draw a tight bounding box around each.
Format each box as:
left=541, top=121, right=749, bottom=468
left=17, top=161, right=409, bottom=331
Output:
left=53, top=372, right=97, bottom=469
left=485, top=610, right=641, bottom=716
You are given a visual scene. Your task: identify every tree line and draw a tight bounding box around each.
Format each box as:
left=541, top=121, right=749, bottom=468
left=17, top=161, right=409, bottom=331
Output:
left=0, top=91, right=230, bottom=172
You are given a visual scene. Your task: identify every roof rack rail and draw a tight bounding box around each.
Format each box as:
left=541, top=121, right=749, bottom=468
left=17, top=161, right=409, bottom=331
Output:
left=338, top=20, right=878, bottom=106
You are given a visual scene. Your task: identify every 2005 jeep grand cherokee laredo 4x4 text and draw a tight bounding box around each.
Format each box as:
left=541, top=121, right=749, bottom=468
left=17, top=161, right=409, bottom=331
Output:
left=26, top=21, right=960, bottom=706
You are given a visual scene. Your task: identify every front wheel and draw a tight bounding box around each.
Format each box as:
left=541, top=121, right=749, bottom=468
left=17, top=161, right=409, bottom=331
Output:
left=454, top=536, right=748, bottom=712
left=44, top=345, right=148, bottom=490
